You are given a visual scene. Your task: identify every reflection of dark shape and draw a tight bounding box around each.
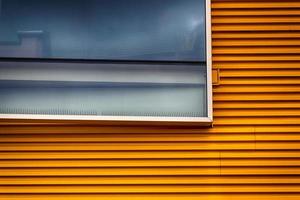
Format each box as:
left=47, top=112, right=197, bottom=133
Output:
left=0, top=31, right=50, bottom=58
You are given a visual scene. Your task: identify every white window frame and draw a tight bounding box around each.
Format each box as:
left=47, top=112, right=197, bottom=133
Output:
left=0, top=0, right=212, bottom=125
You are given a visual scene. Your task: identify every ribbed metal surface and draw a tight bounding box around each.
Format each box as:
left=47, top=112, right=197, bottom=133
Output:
left=0, top=0, right=300, bottom=199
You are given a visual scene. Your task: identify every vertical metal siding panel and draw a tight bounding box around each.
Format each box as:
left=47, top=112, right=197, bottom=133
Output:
left=0, top=0, right=300, bottom=199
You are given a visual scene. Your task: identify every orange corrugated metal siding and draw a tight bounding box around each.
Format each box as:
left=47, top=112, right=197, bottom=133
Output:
left=0, top=0, right=300, bottom=199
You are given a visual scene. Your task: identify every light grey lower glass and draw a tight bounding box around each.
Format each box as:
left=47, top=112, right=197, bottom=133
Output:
left=0, top=62, right=207, bottom=117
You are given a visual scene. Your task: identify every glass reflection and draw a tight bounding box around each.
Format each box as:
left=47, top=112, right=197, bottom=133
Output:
left=0, top=0, right=208, bottom=118
left=0, top=0, right=205, bottom=61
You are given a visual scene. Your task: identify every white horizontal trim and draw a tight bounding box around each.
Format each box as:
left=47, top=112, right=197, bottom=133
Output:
left=0, top=113, right=212, bottom=123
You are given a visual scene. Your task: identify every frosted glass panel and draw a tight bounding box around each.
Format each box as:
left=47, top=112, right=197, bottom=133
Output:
left=0, top=83, right=206, bottom=117
left=0, top=62, right=207, bottom=117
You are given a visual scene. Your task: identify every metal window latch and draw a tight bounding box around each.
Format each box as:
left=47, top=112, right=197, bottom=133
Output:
left=212, top=68, right=220, bottom=86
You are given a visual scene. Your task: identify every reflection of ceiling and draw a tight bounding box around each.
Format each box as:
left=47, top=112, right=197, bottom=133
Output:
left=0, top=62, right=206, bottom=84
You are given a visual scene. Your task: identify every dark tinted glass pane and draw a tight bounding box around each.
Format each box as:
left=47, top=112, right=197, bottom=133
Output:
left=0, top=0, right=206, bottom=61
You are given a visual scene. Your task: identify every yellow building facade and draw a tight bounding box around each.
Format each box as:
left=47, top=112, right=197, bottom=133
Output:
left=0, top=0, right=300, bottom=199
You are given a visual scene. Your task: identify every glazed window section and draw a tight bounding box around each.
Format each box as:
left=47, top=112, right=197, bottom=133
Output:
left=0, top=0, right=208, bottom=119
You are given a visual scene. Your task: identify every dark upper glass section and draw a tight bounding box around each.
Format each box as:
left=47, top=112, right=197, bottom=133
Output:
left=0, top=0, right=206, bottom=61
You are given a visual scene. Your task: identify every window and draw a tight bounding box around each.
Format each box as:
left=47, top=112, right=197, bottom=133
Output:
left=0, top=0, right=212, bottom=124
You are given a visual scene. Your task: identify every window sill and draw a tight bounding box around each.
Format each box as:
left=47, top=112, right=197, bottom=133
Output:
left=0, top=114, right=213, bottom=127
